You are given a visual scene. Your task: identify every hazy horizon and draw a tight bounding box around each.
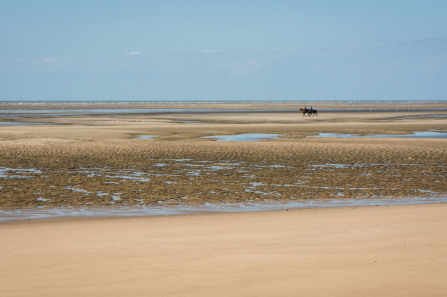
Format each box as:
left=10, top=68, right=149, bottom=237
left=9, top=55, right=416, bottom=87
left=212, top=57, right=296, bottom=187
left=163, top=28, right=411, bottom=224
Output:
left=1, top=1, right=446, bottom=102
left=0, top=98, right=444, bottom=104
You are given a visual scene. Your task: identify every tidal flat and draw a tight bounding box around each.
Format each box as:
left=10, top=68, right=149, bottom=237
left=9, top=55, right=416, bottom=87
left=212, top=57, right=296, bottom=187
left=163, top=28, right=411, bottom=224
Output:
left=2, top=101, right=447, bottom=297
left=1, top=101, right=447, bottom=217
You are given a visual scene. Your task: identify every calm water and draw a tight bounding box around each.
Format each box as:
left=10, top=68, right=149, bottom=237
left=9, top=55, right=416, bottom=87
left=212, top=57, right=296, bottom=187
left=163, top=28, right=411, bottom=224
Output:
left=0, top=122, right=53, bottom=125
left=1, top=196, right=446, bottom=222
left=310, top=131, right=447, bottom=139
left=136, top=135, right=158, bottom=139
left=0, top=108, right=293, bottom=117
left=202, top=134, right=282, bottom=141
left=1, top=100, right=446, bottom=118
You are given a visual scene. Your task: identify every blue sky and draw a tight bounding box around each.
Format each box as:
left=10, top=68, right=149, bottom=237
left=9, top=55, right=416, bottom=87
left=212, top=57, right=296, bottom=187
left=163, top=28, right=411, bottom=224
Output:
left=1, top=0, right=446, bottom=101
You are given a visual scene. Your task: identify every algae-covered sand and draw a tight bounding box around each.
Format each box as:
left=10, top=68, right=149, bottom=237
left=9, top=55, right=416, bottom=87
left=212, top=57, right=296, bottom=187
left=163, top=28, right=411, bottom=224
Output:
left=1, top=102, right=447, bottom=209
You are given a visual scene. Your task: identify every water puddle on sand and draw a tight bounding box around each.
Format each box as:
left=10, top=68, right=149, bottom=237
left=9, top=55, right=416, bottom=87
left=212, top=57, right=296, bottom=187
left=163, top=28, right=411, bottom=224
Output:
left=202, top=133, right=281, bottom=141
left=176, top=120, right=207, bottom=124
left=1, top=196, right=446, bottom=222
left=65, top=187, right=90, bottom=194
left=386, top=115, right=447, bottom=120
left=136, top=135, right=158, bottom=139
left=0, top=122, right=54, bottom=125
left=0, top=167, right=42, bottom=178
left=309, top=131, right=447, bottom=139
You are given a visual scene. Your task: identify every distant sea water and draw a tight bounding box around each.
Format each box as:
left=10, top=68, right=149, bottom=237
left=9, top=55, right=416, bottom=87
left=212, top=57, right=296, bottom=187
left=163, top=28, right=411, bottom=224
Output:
left=0, top=100, right=446, bottom=117
left=0, top=99, right=445, bottom=104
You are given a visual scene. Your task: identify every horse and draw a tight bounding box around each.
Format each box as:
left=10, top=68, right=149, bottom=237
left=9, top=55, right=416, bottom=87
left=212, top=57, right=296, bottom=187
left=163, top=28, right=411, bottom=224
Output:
left=299, top=108, right=318, bottom=117
left=308, top=109, right=318, bottom=116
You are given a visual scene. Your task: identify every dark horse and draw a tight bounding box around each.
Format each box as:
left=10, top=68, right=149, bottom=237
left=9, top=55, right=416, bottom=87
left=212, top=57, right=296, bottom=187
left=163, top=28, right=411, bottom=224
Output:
left=299, top=108, right=318, bottom=117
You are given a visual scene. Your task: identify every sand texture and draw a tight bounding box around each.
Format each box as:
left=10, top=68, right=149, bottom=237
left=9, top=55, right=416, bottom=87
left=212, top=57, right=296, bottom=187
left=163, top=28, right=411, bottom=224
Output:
left=1, top=203, right=447, bottom=297
left=1, top=102, right=447, bottom=209
left=1, top=102, right=447, bottom=296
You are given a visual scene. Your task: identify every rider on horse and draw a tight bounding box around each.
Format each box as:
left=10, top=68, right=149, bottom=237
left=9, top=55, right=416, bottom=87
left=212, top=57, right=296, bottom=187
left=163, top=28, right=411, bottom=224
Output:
left=300, top=106, right=318, bottom=117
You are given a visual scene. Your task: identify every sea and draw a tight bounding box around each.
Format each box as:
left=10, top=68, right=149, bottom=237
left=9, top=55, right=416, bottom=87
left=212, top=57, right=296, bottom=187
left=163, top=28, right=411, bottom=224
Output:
left=0, top=99, right=446, bottom=118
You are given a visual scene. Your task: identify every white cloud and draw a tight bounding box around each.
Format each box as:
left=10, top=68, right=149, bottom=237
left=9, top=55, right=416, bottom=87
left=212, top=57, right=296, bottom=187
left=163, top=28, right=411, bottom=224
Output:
left=126, top=51, right=143, bottom=56
left=200, top=49, right=220, bottom=54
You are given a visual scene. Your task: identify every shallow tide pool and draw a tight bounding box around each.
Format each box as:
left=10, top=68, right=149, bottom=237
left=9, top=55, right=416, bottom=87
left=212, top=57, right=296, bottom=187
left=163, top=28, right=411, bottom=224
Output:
left=310, top=131, right=447, bottom=139
left=0, top=122, right=54, bottom=125
left=136, top=135, right=158, bottom=139
left=1, top=196, right=446, bottom=222
left=202, top=133, right=281, bottom=141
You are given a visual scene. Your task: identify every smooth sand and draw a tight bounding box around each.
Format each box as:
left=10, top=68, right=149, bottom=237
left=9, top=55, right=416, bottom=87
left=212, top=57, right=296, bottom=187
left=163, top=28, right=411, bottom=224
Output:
left=1, top=203, right=447, bottom=297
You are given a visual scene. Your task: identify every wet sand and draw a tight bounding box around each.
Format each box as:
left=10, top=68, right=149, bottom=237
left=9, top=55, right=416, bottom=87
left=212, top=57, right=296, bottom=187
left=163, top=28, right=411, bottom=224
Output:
left=1, top=102, right=447, bottom=210
left=1, top=203, right=447, bottom=297
left=1, top=100, right=446, bottom=111
left=1, top=102, right=447, bottom=296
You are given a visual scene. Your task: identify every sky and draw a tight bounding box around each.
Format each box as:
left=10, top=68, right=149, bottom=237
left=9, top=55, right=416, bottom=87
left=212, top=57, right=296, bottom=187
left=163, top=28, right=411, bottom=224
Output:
left=1, top=0, right=446, bottom=101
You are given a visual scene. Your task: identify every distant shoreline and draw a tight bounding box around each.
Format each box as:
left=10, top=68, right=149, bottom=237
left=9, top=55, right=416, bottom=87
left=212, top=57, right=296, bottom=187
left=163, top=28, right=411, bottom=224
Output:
left=1, top=100, right=446, bottom=112
left=0, top=99, right=445, bottom=103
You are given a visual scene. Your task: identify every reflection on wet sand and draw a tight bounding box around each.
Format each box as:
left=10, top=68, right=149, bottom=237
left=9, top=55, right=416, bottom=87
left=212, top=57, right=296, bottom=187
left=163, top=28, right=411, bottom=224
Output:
left=202, top=133, right=281, bottom=141
left=1, top=101, right=447, bottom=221
left=310, top=131, right=447, bottom=139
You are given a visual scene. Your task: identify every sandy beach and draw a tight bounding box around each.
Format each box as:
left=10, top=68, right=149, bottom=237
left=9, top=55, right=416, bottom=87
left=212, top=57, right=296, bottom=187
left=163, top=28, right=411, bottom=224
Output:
left=3, top=0, right=447, bottom=294
left=1, top=203, right=447, bottom=297
left=1, top=101, right=446, bottom=210
left=1, top=101, right=447, bottom=296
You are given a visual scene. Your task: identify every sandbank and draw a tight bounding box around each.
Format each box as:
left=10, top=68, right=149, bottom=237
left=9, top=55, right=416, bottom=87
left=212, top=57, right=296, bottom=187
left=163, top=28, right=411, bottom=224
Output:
left=1, top=102, right=446, bottom=211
